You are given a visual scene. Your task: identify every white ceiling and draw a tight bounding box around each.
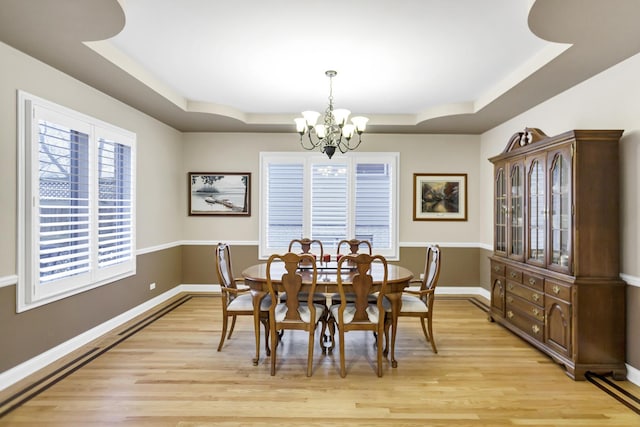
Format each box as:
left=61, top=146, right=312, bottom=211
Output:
left=2, top=0, right=640, bottom=134
left=108, top=0, right=548, bottom=115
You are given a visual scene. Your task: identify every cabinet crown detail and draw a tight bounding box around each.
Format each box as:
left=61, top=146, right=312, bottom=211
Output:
left=488, top=128, right=626, bottom=381
left=503, top=127, right=548, bottom=153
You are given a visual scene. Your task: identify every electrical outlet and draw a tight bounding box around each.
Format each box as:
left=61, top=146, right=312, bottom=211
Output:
left=420, top=273, right=425, bottom=280
left=149, top=282, right=156, bottom=290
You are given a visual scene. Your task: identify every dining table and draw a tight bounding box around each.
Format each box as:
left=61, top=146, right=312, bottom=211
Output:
left=241, top=260, right=414, bottom=368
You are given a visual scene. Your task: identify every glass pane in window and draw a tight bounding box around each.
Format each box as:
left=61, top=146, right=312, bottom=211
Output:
left=98, top=138, right=133, bottom=268
left=267, top=163, right=304, bottom=249
left=311, top=162, right=348, bottom=248
left=528, top=160, right=545, bottom=262
left=355, top=163, right=391, bottom=249
left=38, top=122, right=90, bottom=284
left=495, top=168, right=506, bottom=252
left=510, top=164, right=523, bottom=257
left=551, top=153, right=570, bottom=267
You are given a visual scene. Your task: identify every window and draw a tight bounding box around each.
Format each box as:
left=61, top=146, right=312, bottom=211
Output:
left=259, top=152, right=398, bottom=259
left=17, top=91, right=136, bottom=312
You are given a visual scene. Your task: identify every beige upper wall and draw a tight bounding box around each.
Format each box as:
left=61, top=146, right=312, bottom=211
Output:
left=0, top=41, right=184, bottom=276
left=480, top=50, right=640, bottom=278
left=182, top=132, right=481, bottom=246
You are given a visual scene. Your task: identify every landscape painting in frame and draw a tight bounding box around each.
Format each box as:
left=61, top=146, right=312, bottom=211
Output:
left=413, top=173, right=467, bottom=221
left=189, top=172, right=251, bottom=216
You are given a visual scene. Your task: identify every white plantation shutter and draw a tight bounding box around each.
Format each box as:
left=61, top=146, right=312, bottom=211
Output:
left=311, top=162, right=348, bottom=247
left=355, top=163, right=392, bottom=249
left=97, top=137, right=133, bottom=271
left=260, top=153, right=397, bottom=259
left=265, top=162, right=304, bottom=250
left=19, top=92, right=136, bottom=311
left=38, top=121, right=91, bottom=285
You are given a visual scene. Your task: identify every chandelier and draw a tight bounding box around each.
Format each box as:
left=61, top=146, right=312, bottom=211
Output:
left=294, top=70, right=369, bottom=159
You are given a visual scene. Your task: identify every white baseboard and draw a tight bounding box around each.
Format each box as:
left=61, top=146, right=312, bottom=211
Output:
left=437, top=286, right=491, bottom=301
left=0, top=285, right=636, bottom=392
left=626, top=363, right=640, bottom=385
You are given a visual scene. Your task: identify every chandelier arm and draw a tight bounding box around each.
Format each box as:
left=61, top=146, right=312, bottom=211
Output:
left=336, top=135, right=350, bottom=154
left=299, top=133, right=324, bottom=150
left=337, top=134, right=363, bottom=152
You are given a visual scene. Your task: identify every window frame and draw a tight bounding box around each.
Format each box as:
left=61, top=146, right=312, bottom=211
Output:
left=17, top=91, right=136, bottom=312
left=259, top=151, right=399, bottom=260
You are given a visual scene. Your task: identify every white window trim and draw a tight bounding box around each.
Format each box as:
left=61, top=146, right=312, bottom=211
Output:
left=17, top=90, right=136, bottom=312
left=259, top=151, right=399, bottom=260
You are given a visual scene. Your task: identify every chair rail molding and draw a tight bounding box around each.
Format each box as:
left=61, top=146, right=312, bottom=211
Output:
left=0, top=274, right=18, bottom=289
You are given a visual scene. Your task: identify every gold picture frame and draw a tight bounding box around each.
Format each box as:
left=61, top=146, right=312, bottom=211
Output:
left=413, top=173, right=467, bottom=221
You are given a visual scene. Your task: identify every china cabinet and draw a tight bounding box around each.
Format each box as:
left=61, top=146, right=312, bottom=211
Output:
left=489, top=128, right=626, bottom=380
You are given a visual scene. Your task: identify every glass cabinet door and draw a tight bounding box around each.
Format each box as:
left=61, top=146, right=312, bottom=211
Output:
left=495, top=166, right=507, bottom=254
left=509, top=162, right=524, bottom=260
left=549, top=150, right=571, bottom=272
left=527, top=157, right=546, bottom=265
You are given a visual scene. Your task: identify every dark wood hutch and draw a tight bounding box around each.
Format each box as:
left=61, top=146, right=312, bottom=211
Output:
left=488, top=128, right=626, bottom=380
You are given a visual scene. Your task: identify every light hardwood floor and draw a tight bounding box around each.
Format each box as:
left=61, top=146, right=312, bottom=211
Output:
left=1, top=294, right=638, bottom=426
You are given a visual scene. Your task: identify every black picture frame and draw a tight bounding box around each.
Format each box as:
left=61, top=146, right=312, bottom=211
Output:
left=188, top=172, right=251, bottom=216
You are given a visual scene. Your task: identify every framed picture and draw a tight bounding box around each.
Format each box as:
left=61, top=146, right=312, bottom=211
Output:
left=188, top=172, right=251, bottom=216
left=413, top=173, right=467, bottom=221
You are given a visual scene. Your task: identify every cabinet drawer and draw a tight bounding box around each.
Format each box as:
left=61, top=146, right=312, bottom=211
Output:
left=506, top=267, right=523, bottom=283
left=522, top=273, right=544, bottom=292
left=506, top=308, right=544, bottom=342
left=491, top=261, right=505, bottom=276
left=545, top=280, right=572, bottom=303
left=506, top=294, right=545, bottom=322
left=506, top=282, right=544, bottom=306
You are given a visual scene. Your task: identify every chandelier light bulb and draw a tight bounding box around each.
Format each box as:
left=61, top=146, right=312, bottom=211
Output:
left=294, top=117, right=307, bottom=134
left=302, top=110, right=321, bottom=127
left=314, top=124, right=327, bottom=139
left=332, top=109, right=351, bottom=127
left=351, top=116, right=369, bottom=134
left=343, top=124, right=355, bottom=140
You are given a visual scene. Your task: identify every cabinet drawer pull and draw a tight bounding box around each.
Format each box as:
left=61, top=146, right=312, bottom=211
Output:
left=507, top=310, right=514, bottom=319
left=508, top=283, right=514, bottom=291
left=494, top=266, right=501, bottom=272
left=507, top=296, right=513, bottom=304
left=532, top=308, right=539, bottom=316
left=532, top=324, right=540, bottom=334
left=532, top=293, right=540, bottom=302
left=510, top=271, right=518, bottom=278
left=528, top=277, right=536, bottom=286
left=552, top=285, right=560, bottom=295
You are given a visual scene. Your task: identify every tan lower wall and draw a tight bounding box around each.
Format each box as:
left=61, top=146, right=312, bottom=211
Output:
left=183, top=244, right=483, bottom=288
left=628, top=285, right=640, bottom=369
left=0, top=246, right=183, bottom=373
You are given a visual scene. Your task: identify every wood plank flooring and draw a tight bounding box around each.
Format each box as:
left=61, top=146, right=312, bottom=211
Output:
left=1, top=294, right=639, bottom=426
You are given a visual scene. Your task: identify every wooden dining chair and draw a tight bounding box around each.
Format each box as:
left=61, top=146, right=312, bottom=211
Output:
left=265, top=252, right=327, bottom=376
left=329, top=253, right=388, bottom=377
left=336, top=239, right=372, bottom=257
left=332, top=239, right=375, bottom=305
left=215, top=243, right=270, bottom=361
left=288, top=237, right=324, bottom=262
left=285, top=237, right=327, bottom=304
left=384, top=244, right=441, bottom=354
